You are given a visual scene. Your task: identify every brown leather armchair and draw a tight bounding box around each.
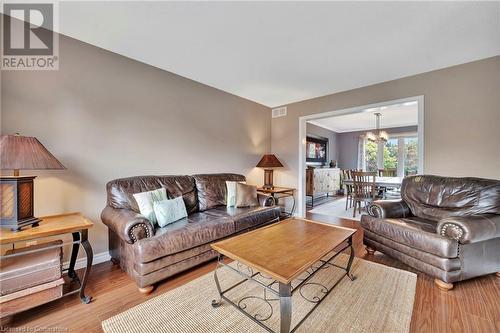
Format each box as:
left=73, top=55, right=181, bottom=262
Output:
left=361, top=175, right=500, bottom=291
left=101, top=174, right=280, bottom=294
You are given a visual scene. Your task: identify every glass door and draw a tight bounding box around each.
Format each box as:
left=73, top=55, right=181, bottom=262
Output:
left=383, top=138, right=398, bottom=173
left=404, top=137, right=418, bottom=176
left=363, top=134, right=418, bottom=177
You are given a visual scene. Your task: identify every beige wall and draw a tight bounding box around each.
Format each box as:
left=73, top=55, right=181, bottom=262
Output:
left=1, top=34, right=271, bottom=257
left=272, top=56, right=500, bottom=196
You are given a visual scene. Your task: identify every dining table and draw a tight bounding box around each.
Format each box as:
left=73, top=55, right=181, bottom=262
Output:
left=342, top=176, right=403, bottom=188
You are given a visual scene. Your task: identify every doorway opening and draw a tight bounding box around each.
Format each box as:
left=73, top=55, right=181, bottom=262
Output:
left=298, top=96, right=424, bottom=218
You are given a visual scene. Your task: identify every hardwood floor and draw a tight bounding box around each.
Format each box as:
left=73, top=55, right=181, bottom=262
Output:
left=2, top=213, right=499, bottom=333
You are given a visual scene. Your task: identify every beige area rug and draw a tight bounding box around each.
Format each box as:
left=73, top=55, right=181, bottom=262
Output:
left=102, top=254, right=416, bottom=333
left=309, top=197, right=364, bottom=221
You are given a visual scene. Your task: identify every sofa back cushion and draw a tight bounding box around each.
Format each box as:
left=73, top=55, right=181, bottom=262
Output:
left=106, top=175, right=198, bottom=214
left=401, top=175, right=500, bottom=221
left=193, top=173, right=246, bottom=211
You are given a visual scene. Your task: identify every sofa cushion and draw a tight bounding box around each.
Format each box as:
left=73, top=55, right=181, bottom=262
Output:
left=360, top=215, right=458, bottom=258
left=364, top=237, right=462, bottom=283
left=153, top=196, right=188, bottom=227
left=193, top=174, right=245, bottom=211
left=209, top=206, right=280, bottom=232
left=402, top=175, right=500, bottom=221
left=133, top=187, right=167, bottom=225
left=235, top=183, right=259, bottom=208
left=363, top=230, right=462, bottom=272
left=226, top=181, right=246, bottom=207
left=107, top=175, right=198, bottom=214
left=134, top=243, right=213, bottom=275
left=132, top=250, right=218, bottom=288
left=134, top=212, right=234, bottom=263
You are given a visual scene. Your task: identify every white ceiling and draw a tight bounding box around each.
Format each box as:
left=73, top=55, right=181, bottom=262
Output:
left=309, top=101, right=418, bottom=133
left=8, top=2, right=500, bottom=107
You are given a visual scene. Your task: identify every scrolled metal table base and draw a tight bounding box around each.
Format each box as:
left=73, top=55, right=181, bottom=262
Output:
left=211, top=235, right=356, bottom=333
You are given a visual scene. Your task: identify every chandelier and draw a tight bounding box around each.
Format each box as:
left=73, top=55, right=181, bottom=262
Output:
left=366, top=113, right=388, bottom=143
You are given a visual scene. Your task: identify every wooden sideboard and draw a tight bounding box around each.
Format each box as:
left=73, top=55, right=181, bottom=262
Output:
left=306, top=167, right=340, bottom=205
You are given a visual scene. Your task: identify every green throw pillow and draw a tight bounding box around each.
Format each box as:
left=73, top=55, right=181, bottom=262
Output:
left=132, top=187, right=167, bottom=225
left=153, top=196, right=188, bottom=228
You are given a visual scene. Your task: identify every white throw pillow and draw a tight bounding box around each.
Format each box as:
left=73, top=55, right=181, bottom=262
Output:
left=132, top=187, right=167, bottom=225
left=153, top=196, right=188, bottom=228
left=226, top=181, right=246, bottom=207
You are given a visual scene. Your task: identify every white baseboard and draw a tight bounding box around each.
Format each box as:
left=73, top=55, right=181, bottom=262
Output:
left=62, top=251, right=111, bottom=270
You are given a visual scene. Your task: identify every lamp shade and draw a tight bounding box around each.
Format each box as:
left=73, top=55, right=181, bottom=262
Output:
left=0, top=135, right=65, bottom=170
left=256, top=154, right=283, bottom=168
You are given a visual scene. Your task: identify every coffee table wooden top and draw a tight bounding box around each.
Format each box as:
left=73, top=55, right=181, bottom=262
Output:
left=211, top=218, right=356, bottom=284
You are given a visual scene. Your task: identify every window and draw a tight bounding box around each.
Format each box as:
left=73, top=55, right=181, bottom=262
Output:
left=383, top=138, right=398, bottom=171
left=404, top=137, right=418, bottom=176
left=363, top=134, right=418, bottom=177
left=364, top=141, right=378, bottom=172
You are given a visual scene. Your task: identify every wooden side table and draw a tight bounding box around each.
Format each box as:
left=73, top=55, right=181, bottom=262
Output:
left=257, top=186, right=296, bottom=217
left=0, top=212, right=94, bottom=306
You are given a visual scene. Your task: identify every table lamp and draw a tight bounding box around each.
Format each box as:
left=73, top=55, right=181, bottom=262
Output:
left=0, top=134, right=65, bottom=230
left=256, top=154, right=283, bottom=189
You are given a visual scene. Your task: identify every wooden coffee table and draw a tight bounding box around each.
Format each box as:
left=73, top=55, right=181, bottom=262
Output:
left=210, top=218, right=357, bottom=333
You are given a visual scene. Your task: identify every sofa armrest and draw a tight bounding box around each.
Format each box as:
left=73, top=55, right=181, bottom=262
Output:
left=367, top=199, right=412, bottom=218
left=101, top=206, right=155, bottom=244
left=257, top=193, right=274, bottom=207
left=437, top=214, right=500, bottom=244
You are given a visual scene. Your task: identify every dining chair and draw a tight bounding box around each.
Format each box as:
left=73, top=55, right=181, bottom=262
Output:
left=342, top=169, right=357, bottom=210
left=378, top=168, right=397, bottom=177
left=351, top=171, right=377, bottom=218
left=377, top=168, right=397, bottom=198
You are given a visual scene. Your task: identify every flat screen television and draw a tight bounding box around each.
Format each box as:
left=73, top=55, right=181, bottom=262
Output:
left=306, top=136, right=328, bottom=164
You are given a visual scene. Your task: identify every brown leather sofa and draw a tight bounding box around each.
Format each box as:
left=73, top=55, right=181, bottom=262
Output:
left=361, top=175, right=500, bottom=291
left=101, top=173, right=280, bottom=294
